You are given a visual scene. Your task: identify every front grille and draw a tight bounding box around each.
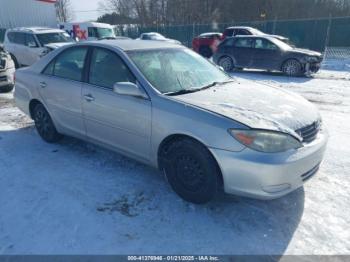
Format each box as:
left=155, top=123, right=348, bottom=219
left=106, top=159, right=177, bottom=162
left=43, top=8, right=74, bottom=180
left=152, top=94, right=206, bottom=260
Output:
left=296, top=121, right=321, bottom=143
left=301, top=163, right=320, bottom=182
left=0, top=59, right=6, bottom=70
left=0, top=75, right=7, bottom=82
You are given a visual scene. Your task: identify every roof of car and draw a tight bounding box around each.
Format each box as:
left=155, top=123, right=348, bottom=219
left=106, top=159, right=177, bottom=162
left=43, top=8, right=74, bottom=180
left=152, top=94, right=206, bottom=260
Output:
left=81, top=39, right=181, bottom=51
left=232, top=35, right=274, bottom=39
left=199, top=32, right=222, bottom=37
left=225, top=26, right=254, bottom=30
left=7, top=27, right=65, bottom=34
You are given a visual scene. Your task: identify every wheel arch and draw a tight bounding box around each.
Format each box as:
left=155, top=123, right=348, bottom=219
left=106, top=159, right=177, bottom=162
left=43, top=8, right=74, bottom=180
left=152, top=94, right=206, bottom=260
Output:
left=157, top=133, right=224, bottom=185
left=9, top=53, right=19, bottom=68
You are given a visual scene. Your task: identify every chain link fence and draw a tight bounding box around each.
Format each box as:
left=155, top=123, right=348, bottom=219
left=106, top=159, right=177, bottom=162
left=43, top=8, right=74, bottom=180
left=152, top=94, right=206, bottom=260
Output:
left=117, top=16, right=350, bottom=52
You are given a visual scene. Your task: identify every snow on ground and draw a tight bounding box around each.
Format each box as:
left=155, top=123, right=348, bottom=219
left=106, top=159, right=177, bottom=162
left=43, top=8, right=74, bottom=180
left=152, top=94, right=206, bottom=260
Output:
left=0, top=69, right=349, bottom=255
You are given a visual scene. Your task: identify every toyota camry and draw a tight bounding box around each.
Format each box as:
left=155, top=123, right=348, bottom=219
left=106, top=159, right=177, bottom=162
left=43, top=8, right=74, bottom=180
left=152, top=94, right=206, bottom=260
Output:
left=14, top=40, right=328, bottom=204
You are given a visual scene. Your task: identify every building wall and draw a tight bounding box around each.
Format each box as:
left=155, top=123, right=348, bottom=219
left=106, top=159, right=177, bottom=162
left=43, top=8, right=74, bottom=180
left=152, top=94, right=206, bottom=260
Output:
left=0, top=0, right=57, bottom=42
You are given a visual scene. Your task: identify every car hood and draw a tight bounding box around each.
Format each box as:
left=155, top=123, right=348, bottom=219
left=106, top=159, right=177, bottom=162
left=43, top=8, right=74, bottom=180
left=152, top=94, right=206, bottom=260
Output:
left=172, top=81, right=320, bottom=138
left=44, top=42, right=73, bottom=50
left=290, top=48, right=322, bottom=57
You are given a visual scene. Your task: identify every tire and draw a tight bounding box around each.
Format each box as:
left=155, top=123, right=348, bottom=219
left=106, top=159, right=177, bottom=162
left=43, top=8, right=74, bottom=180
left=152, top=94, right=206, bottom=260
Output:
left=0, top=85, right=14, bottom=93
left=199, top=46, right=213, bottom=58
left=218, top=56, right=234, bottom=72
left=162, top=138, right=220, bottom=204
left=33, top=103, right=62, bottom=143
left=282, top=59, right=303, bottom=76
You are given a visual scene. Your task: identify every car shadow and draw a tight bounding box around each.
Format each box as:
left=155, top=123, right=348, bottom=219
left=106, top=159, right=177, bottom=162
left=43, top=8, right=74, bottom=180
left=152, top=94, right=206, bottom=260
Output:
left=0, top=126, right=305, bottom=255
left=230, top=69, right=315, bottom=84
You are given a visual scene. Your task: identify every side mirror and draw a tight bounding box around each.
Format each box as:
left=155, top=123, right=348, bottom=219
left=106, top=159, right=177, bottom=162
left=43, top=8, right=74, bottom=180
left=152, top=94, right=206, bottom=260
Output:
left=113, top=82, right=148, bottom=99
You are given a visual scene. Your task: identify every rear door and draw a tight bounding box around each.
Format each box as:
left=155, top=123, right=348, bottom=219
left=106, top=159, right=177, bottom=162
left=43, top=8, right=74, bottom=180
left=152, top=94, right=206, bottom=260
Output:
left=39, top=46, right=88, bottom=137
left=82, top=47, right=152, bottom=161
left=231, top=38, right=254, bottom=67
left=251, top=38, right=282, bottom=70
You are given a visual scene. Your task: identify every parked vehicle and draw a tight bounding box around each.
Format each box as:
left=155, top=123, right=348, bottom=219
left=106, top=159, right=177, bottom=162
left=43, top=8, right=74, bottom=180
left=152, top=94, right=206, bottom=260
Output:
left=59, top=22, right=116, bottom=41
left=0, top=45, right=15, bottom=93
left=137, top=32, right=181, bottom=44
left=192, top=32, right=222, bottom=58
left=4, top=27, right=74, bottom=68
left=213, top=35, right=323, bottom=76
left=15, top=40, right=328, bottom=204
left=222, top=26, right=289, bottom=43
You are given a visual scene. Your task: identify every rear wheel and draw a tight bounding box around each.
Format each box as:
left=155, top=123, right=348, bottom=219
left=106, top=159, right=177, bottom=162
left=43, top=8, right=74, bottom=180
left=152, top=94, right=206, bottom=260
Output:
left=282, top=59, right=303, bottom=76
left=218, top=56, right=234, bottom=72
left=33, top=103, right=62, bottom=143
left=162, top=138, right=220, bottom=204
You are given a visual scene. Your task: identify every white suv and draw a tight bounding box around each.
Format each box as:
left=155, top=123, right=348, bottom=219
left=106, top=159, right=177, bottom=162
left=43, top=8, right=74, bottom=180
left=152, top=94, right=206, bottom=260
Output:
left=4, top=27, right=74, bottom=68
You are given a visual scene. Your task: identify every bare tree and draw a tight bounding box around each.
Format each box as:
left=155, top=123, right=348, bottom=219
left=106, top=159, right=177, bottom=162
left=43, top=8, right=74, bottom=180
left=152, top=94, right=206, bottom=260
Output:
left=55, top=0, right=75, bottom=22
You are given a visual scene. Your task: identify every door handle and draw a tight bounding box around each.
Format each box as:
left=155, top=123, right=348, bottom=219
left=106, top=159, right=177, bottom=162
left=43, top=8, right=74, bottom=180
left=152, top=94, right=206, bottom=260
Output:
left=39, top=81, right=47, bottom=88
left=84, top=94, right=95, bottom=102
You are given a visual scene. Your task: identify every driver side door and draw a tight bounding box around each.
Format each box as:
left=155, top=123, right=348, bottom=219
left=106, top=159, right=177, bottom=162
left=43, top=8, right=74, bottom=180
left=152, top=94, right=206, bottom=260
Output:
left=82, top=47, right=152, bottom=162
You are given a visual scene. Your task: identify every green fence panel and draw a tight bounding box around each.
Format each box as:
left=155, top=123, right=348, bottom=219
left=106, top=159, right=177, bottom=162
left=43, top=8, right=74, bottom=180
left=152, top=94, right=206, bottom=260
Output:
left=121, top=17, right=350, bottom=52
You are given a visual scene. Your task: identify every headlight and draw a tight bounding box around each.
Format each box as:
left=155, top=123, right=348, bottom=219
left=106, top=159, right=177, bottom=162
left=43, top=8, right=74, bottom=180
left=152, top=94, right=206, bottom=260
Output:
left=229, top=129, right=302, bottom=153
left=305, top=56, right=319, bottom=63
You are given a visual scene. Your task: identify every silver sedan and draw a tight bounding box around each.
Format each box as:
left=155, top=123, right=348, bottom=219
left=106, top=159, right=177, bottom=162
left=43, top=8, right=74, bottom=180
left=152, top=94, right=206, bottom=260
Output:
left=14, top=40, right=328, bottom=204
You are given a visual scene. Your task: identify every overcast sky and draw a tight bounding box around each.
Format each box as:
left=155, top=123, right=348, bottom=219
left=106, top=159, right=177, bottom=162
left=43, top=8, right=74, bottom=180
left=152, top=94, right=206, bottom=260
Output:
left=70, top=0, right=102, bottom=22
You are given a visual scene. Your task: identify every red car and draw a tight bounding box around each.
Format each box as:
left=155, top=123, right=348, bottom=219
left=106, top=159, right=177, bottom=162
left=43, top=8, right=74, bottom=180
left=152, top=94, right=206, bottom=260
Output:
left=192, top=32, right=222, bottom=58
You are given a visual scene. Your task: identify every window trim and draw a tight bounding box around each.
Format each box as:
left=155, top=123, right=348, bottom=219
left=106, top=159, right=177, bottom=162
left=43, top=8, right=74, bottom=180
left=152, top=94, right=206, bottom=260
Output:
left=253, top=38, right=279, bottom=51
left=85, top=46, right=137, bottom=90
left=41, top=45, right=90, bottom=83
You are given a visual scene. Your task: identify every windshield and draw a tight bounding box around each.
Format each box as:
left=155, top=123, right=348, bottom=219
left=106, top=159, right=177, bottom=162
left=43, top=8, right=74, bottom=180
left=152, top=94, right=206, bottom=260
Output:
left=36, top=32, right=73, bottom=46
left=269, top=37, right=293, bottom=50
left=128, top=48, right=231, bottom=94
left=143, top=33, right=167, bottom=40
left=91, top=27, right=115, bottom=39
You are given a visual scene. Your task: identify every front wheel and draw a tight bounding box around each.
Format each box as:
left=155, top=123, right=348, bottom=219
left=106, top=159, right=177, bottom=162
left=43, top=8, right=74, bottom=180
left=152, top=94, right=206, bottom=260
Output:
left=163, top=138, right=221, bottom=204
left=33, top=103, right=63, bottom=143
left=218, top=56, right=234, bottom=72
left=282, top=59, right=303, bottom=76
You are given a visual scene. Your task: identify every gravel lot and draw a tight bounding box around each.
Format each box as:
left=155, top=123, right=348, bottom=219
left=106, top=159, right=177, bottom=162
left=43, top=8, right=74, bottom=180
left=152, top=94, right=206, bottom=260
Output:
left=0, top=69, right=349, bottom=255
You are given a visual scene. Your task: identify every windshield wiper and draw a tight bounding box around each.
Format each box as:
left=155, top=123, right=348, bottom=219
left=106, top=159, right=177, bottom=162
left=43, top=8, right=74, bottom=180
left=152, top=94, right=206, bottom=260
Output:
left=164, top=88, right=200, bottom=96
left=164, top=79, right=235, bottom=96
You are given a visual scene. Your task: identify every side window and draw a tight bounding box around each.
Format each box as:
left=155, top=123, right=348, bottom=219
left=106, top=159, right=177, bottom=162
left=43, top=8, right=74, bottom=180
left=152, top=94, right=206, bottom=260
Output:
left=89, top=48, right=136, bottom=89
left=234, top=38, right=253, bottom=48
left=14, top=33, right=26, bottom=45
left=88, top=27, right=96, bottom=38
left=254, top=39, right=278, bottom=50
left=53, top=47, right=88, bottom=81
left=25, top=34, right=38, bottom=47
left=236, top=29, right=249, bottom=36
left=225, top=29, right=234, bottom=37
left=43, top=59, right=55, bottom=75
left=7, top=32, right=15, bottom=43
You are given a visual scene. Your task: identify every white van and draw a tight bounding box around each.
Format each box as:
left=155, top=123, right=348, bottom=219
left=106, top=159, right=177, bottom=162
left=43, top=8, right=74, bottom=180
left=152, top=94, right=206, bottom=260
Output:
left=4, top=27, right=74, bottom=67
left=59, top=22, right=116, bottom=41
